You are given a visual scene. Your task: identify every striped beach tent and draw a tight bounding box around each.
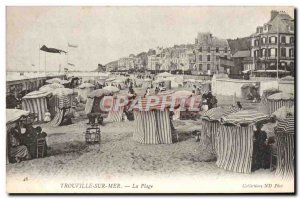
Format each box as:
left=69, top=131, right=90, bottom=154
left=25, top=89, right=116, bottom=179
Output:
left=22, top=90, right=52, bottom=121
left=107, top=94, right=132, bottom=122
left=48, top=88, right=74, bottom=127
left=84, top=89, right=113, bottom=115
left=267, top=92, right=294, bottom=115
left=260, top=89, right=281, bottom=114
left=217, top=110, right=270, bottom=174
left=275, top=117, right=294, bottom=179
left=132, top=96, right=173, bottom=144
left=201, top=106, right=240, bottom=154
left=78, top=82, right=95, bottom=103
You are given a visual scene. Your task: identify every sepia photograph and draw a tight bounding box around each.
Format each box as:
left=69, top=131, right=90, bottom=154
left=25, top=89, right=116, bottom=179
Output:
left=5, top=6, right=295, bottom=193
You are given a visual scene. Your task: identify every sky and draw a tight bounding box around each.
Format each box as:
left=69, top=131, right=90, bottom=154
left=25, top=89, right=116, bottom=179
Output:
left=6, top=6, right=294, bottom=72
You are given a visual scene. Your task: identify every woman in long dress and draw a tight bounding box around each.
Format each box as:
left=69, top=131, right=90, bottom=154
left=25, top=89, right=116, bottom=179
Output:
left=9, top=128, right=31, bottom=163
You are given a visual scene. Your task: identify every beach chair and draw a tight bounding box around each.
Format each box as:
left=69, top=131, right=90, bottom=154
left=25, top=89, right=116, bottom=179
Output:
left=85, top=127, right=101, bottom=144
left=36, top=138, right=46, bottom=158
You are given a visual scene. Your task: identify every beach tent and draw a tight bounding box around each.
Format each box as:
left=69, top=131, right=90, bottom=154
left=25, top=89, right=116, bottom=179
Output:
left=6, top=109, right=30, bottom=164
left=217, top=110, right=270, bottom=173
left=141, top=78, right=153, bottom=88
left=241, top=83, right=256, bottom=99
left=271, top=106, right=294, bottom=120
left=84, top=89, right=113, bottom=115
left=77, top=83, right=95, bottom=103
left=22, top=90, right=52, bottom=121
left=267, top=92, right=294, bottom=115
left=106, top=93, right=134, bottom=122
left=132, top=96, right=175, bottom=144
left=201, top=106, right=240, bottom=154
left=275, top=117, right=294, bottom=179
left=260, top=88, right=281, bottom=114
left=48, top=88, right=74, bottom=127
left=152, top=79, right=171, bottom=90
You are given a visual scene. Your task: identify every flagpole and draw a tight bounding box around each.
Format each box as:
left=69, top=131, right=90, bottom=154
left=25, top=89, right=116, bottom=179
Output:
left=38, top=44, right=41, bottom=73
left=44, top=52, right=46, bottom=74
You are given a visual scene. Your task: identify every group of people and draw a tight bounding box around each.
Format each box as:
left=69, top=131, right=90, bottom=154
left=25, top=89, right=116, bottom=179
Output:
left=8, top=125, right=48, bottom=163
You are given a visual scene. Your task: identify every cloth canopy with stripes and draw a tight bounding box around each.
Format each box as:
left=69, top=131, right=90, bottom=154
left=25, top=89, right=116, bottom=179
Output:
left=216, top=125, right=255, bottom=173
left=220, top=110, right=270, bottom=126
left=201, top=106, right=240, bottom=155
left=22, top=90, right=52, bottom=121
left=216, top=110, right=270, bottom=174
left=46, top=78, right=63, bottom=84
left=48, top=88, right=74, bottom=127
left=266, top=92, right=294, bottom=115
left=133, top=110, right=172, bottom=144
left=202, top=106, right=240, bottom=121
left=275, top=117, right=294, bottom=179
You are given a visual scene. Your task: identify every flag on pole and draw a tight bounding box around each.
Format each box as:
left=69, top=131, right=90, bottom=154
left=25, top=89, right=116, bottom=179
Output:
left=40, top=45, right=67, bottom=54
left=68, top=43, right=78, bottom=48
left=68, top=63, right=75, bottom=66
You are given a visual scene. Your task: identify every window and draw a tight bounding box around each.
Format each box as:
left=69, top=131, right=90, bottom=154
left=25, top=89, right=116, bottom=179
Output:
left=207, top=47, right=210, bottom=52
left=289, top=48, right=294, bottom=57
left=281, top=48, right=286, bottom=57
left=262, top=49, right=266, bottom=57
left=290, top=37, right=294, bottom=44
left=207, top=64, right=211, bottom=70
left=216, top=55, right=219, bottom=60
left=216, top=47, right=219, bottom=53
left=264, top=25, right=267, bottom=30
left=199, top=55, right=202, bottom=61
left=281, top=36, right=286, bottom=44
left=261, top=37, right=266, bottom=44
left=198, top=64, right=202, bottom=71
left=199, top=47, right=202, bottom=52
left=207, top=55, right=211, bottom=61
left=269, top=36, right=277, bottom=44
left=270, top=48, right=277, bottom=57
left=224, top=47, right=228, bottom=53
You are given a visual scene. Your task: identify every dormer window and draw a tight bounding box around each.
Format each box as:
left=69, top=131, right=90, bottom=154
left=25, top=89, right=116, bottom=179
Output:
left=289, top=25, right=294, bottom=32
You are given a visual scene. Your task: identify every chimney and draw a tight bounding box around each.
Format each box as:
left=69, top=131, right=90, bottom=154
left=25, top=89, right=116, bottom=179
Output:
left=271, top=10, right=279, bottom=21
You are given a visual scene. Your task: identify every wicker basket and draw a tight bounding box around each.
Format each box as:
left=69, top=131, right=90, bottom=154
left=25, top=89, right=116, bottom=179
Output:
left=85, top=127, right=101, bottom=144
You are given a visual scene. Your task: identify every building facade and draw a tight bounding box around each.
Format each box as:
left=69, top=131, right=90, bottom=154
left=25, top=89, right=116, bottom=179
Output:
left=193, top=32, right=232, bottom=75
left=251, top=10, right=294, bottom=77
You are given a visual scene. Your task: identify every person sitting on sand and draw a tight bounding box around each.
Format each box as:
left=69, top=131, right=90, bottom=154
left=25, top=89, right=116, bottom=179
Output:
left=9, top=128, right=31, bottom=163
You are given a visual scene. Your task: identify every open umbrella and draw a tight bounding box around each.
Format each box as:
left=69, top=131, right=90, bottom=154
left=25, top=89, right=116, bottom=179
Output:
left=39, top=83, right=64, bottom=92
left=78, top=82, right=95, bottom=89
left=103, top=86, right=120, bottom=94
left=268, top=92, right=294, bottom=101
left=88, top=89, right=112, bottom=98
left=46, top=78, right=62, bottom=84
left=6, top=109, right=30, bottom=124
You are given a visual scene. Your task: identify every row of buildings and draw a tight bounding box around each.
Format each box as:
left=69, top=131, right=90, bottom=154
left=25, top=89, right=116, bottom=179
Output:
left=105, top=10, right=294, bottom=77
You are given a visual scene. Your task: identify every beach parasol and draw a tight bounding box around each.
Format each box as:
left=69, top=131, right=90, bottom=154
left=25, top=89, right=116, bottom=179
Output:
left=46, top=78, right=62, bottom=84
left=88, top=89, right=112, bottom=98
left=78, top=82, right=95, bottom=89
left=6, top=109, right=30, bottom=124
left=39, top=83, right=64, bottom=91
left=103, top=86, right=120, bottom=93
